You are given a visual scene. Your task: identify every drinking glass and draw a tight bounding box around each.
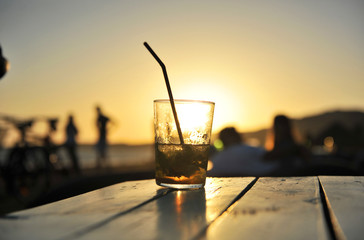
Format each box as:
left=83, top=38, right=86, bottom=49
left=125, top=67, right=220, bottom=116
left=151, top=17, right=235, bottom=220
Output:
left=154, top=99, right=215, bottom=189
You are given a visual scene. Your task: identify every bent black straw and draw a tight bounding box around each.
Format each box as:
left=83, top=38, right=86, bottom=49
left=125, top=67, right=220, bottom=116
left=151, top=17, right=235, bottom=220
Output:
left=144, top=42, right=184, bottom=144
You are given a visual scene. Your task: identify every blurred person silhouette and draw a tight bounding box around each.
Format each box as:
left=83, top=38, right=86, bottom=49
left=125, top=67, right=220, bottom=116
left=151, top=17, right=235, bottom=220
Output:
left=0, top=44, right=10, bottom=80
left=43, top=118, right=70, bottom=174
left=44, top=118, right=58, bottom=150
left=95, top=106, right=113, bottom=168
left=208, top=127, right=278, bottom=177
left=64, top=114, right=81, bottom=174
left=264, top=114, right=310, bottom=175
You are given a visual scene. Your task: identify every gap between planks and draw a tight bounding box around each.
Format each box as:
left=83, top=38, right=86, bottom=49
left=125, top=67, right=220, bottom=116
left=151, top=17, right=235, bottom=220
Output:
left=318, top=177, right=346, bottom=240
left=193, top=177, right=259, bottom=240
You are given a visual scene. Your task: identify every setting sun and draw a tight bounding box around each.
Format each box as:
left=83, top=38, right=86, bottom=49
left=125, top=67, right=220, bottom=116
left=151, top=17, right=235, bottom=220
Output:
left=176, top=101, right=213, bottom=130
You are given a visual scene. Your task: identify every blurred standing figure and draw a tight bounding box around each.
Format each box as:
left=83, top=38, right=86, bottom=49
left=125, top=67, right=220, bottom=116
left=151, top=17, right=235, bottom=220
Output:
left=65, top=114, right=81, bottom=174
left=208, top=127, right=278, bottom=177
left=95, top=106, right=111, bottom=168
left=264, top=114, right=310, bottom=174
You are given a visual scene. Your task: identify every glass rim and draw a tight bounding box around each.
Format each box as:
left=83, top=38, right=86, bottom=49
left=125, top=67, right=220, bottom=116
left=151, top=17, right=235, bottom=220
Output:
left=154, top=99, right=215, bottom=105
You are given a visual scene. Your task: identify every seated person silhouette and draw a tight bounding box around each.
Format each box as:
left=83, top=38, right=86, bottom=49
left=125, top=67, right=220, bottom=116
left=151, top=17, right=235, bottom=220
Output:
left=264, top=114, right=310, bottom=175
left=208, top=127, right=278, bottom=177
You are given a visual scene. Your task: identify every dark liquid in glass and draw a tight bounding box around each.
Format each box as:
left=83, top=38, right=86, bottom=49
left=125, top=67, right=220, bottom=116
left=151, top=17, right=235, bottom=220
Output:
left=155, top=144, right=209, bottom=188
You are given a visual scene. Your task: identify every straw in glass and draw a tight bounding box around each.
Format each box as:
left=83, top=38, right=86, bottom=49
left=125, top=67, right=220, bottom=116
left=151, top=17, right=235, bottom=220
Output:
left=144, top=42, right=184, bottom=145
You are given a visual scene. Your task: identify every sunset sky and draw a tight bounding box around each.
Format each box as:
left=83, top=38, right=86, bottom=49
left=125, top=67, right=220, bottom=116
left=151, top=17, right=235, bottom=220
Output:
left=0, top=1, right=363, bottom=145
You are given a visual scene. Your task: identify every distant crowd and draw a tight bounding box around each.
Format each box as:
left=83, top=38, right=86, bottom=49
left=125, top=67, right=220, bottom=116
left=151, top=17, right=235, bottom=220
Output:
left=0, top=106, right=115, bottom=176
left=63, top=106, right=115, bottom=173
left=208, top=114, right=364, bottom=177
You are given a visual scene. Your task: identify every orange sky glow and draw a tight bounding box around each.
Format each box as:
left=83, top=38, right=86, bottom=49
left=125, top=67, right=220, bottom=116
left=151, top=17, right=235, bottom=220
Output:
left=0, top=1, right=363, bottom=145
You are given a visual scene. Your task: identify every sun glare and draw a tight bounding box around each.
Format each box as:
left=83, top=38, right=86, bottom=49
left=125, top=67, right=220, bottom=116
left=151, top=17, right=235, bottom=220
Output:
left=175, top=78, right=247, bottom=133
left=172, top=101, right=214, bottom=144
left=176, top=102, right=212, bottom=131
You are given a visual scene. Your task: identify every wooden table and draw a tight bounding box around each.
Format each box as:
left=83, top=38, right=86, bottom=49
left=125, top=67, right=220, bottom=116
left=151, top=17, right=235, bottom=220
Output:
left=1, top=176, right=363, bottom=240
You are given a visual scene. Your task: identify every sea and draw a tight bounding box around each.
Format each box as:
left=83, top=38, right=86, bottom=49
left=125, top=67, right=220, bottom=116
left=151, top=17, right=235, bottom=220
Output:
left=0, top=144, right=155, bottom=171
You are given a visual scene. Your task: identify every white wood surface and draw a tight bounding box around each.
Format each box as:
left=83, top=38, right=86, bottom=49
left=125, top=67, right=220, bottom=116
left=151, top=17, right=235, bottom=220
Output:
left=0, top=180, right=169, bottom=240
left=319, top=176, right=364, bottom=240
left=204, top=177, right=330, bottom=240
left=75, top=177, right=255, bottom=240
left=1, top=177, right=363, bottom=240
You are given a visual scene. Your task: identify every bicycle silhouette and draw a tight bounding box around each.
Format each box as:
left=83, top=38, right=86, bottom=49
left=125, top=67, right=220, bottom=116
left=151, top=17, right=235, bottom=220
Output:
left=0, top=115, right=67, bottom=204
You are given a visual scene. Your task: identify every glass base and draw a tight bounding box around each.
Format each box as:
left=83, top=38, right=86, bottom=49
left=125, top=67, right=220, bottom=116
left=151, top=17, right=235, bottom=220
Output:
left=157, top=182, right=205, bottom=189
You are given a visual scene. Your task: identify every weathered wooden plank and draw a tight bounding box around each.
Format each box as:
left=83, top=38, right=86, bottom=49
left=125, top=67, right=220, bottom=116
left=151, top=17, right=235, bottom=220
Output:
left=204, top=177, right=330, bottom=240
left=0, top=179, right=169, bottom=240
left=75, top=177, right=256, bottom=240
left=319, top=176, right=364, bottom=240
